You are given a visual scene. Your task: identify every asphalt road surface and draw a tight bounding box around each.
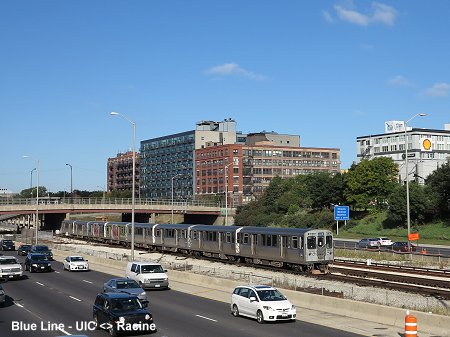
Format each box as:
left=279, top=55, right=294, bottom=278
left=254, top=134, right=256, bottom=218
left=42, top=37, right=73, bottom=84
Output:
left=0, top=255, right=364, bottom=337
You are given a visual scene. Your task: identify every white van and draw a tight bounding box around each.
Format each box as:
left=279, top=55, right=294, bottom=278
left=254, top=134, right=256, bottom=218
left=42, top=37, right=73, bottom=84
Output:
left=125, top=261, right=169, bottom=290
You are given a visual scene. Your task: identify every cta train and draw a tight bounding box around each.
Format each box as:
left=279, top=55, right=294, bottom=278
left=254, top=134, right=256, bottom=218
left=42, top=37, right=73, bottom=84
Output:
left=59, top=220, right=333, bottom=274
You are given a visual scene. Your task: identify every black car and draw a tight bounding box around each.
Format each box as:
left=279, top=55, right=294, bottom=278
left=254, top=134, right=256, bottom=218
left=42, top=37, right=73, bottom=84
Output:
left=24, top=253, right=52, bottom=272
left=30, top=245, right=53, bottom=260
left=93, top=293, right=156, bottom=336
left=17, top=244, right=32, bottom=256
left=0, top=239, right=15, bottom=251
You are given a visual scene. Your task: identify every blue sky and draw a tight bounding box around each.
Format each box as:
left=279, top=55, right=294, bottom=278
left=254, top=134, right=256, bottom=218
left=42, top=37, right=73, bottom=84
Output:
left=1, top=1, right=449, bottom=193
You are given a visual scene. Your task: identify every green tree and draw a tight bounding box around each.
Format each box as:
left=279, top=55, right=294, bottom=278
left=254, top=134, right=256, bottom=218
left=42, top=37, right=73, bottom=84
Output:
left=19, top=186, right=48, bottom=198
left=426, top=160, right=450, bottom=217
left=345, top=157, right=398, bottom=210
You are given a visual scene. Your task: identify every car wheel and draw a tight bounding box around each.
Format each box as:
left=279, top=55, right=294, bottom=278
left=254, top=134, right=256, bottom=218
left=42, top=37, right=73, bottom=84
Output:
left=93, top=314, right=100, bottom=330
left=232, top=304, right=239, bottom=317
left=256, top=310, right=264, bottom=324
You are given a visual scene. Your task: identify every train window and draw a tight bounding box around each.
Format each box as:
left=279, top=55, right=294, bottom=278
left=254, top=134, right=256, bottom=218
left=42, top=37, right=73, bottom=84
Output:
left=237, top=233, right=242, bottom=244
left=165, top=229, right=175, bottom=238
left=207, top=231, right=217, bottom=241
left=226, top=232, right=231, bottom=243
left=292, top=236, right=298, bottom=249
left=271, top=235, right=278, bottom=247
left=265, top=235, right=271, bottom=246
left=300, top=236, right=304, bottom=249
left=252, top=235, right=258, bottom=245
left=156, top=229, right=161, bottom=237
left=307, top=236, right=316, bottom=249
left=261, top=234, right=266, bottom=246
left=317, top=236, right=324, bottom=248
left=192, top=231, right=198, bottom=239
left=243, top=233, right=249, bottom=244
left=326, top=235, right=332, bottom=248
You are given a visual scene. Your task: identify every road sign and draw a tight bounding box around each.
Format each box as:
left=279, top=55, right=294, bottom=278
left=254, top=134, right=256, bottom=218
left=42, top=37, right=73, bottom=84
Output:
left=334, top=206, right=350, bottom=221
left=408, top=233, right=419, bottom=241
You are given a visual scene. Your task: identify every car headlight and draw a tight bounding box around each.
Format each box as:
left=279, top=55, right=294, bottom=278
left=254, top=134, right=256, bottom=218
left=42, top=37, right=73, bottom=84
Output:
left=32, top=264, right=38, bottom=267
left=263, top=306, right=274, bottom=311
left=145, top=314, right=152, bottom=320
left=140, top=291, right=146, bottom=296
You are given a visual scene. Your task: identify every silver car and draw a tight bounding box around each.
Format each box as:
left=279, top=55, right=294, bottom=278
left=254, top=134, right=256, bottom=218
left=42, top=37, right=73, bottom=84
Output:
left=102, top=278, right=148, bottom=305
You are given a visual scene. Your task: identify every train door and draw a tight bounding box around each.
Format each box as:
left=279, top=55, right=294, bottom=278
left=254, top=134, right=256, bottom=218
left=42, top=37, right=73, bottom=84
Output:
left=218, top=232, right=223, bottom=251
left=251, top=234, right=257, bottom=255
left=280, top=236, right=288, bottom=258
left=316, top=232, right=326, bottom=261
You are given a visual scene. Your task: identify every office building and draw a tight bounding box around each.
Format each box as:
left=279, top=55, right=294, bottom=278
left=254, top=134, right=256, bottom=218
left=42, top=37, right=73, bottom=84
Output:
left=107, top=151, right=140, bottom=196
left=357, top=122, right=450, bottom=183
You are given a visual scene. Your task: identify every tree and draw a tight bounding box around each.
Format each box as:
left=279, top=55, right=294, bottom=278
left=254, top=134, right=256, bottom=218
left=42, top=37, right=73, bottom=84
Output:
left=19, top=186, right=48, bottom=198
left=345, top=157, right=398, bottom=210
left=426, top=160, right=450, bottom=217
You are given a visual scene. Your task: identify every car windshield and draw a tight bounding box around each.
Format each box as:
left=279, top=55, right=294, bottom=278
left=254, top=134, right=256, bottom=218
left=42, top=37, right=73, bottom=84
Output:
left=381, top=238, right=389, bottom=240
left=71, top=257, right=85, bottom=261
left=111, top=298, right=143, bottom=311
left=141, top=265, right=164, bottom=273
left=35, top=246, right=49, bottom=252
left=3, top=240, right=13, bottom=244
left=116, top=280, right=140, bottom=289
left=20, top=245, right=31, bottom=249
left=31, top=254, right=48, bottom=261
left=257, top=289, right=286, bottom=301
left=0, top=258, right=18, bottom=264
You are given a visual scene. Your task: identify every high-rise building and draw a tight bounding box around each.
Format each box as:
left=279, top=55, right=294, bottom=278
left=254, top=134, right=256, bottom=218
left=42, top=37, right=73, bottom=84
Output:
left=107, top=151, right=140, bottom=196
left=195, top=132, right=340, bottom=205
left=140, top=119, right=237, bottom=199
left=357, top=122, right=450, bottom=183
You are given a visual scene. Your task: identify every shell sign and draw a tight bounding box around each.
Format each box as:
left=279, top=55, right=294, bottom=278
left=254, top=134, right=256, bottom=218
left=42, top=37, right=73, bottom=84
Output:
left=421, top=138, right=432, bottom=152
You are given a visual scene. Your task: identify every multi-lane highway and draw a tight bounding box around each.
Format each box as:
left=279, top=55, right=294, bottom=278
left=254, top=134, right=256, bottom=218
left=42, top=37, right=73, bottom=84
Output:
left=1, top=255, right=364, bottom=337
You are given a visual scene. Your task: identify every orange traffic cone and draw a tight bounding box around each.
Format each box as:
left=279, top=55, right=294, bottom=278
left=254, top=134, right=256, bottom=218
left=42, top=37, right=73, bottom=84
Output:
left=405, top=310, right=417, bottom=336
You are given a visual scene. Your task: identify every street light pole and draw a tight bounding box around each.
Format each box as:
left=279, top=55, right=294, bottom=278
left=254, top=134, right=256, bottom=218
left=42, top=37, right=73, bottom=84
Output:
left=30, top=168, right=36, bottom=192
left=23, top=156, right=39, bottom=245
left=404, top=113, right=427, bottom=252
left=66, top=163, right=73, bottom=197
left=224, top=162, right=233, bottom=226
left=171, top=173, right=183, bottom=224
left=110, top=112, right=136, bottom=261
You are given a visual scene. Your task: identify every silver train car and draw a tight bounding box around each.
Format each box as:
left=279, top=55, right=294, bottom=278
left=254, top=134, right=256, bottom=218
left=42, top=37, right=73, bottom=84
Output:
left=60, top=220, right=333, bottom=273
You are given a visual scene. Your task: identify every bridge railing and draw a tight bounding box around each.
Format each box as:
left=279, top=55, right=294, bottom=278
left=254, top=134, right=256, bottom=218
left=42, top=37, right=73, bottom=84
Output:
left=0, top=197, right=222, bottom=208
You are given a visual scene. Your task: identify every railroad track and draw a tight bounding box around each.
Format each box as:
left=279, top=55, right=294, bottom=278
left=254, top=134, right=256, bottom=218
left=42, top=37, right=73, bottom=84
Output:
left=52, top=237, right=450, bottom=299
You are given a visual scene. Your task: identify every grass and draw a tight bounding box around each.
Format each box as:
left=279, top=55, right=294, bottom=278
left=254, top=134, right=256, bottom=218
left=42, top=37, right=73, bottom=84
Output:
left=335, top=212, right=450, bottom=246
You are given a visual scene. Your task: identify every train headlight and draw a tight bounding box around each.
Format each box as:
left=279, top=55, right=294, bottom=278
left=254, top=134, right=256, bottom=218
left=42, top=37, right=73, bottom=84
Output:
left=263, top=306, right=274, bottom=311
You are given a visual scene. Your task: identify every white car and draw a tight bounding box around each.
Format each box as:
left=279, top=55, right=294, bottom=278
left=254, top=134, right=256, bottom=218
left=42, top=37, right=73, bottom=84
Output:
left=0, top=256, right=23, bottom=280
left=63, top=256, right=89, bottom=271
left=376, top=237, right=393, bottom=247
left=231, top=285, right=296, bottom=323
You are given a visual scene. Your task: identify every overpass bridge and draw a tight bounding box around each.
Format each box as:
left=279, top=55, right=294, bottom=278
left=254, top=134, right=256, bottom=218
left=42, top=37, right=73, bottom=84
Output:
left=0, top=198, right=234, bottom=230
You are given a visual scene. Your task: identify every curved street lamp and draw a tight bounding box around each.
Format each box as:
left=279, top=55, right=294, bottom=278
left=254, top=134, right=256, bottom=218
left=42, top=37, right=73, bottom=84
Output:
left=110, top=111, right=137, bottom=261
left=404, top=113, right=427, bottom=252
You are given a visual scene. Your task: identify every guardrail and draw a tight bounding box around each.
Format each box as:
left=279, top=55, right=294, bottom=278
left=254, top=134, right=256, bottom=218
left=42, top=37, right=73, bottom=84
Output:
left=0, top=197, right=221, bottom=208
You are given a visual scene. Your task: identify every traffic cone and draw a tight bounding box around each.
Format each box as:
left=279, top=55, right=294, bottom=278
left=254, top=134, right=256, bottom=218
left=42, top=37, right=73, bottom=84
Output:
left=405, top=310, right=417, bottom=336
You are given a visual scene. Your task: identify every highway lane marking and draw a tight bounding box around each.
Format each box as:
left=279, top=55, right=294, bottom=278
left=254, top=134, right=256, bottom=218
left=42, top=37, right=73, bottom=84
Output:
left=195, top=314, right=217, bottom=322
left=69, top=296, right=82, bottom=302
left=14, top=303, right=24, bottom=308
left=54, top=271, right=60, bottom=274
left=36, top=281, right=45, bottom=287
left=56, top=327, right=71, bottom=335
left=82, top=279, right=93, bottom=284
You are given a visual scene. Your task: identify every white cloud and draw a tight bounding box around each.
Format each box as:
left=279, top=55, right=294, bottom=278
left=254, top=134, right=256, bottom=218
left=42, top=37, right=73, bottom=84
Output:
left=322, top=10, right=334, bottom=23
left=423, top=83, right=450, bottom=97
left=331, top=2, right=397, bottom=26
left=387, top=75, right=413, bottom=87
left=205, top=63, right=265, bottom=80
left=372, top=3, right=396, bottom=26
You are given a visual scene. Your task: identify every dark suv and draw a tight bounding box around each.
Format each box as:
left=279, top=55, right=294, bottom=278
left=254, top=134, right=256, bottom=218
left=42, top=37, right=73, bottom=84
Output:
left=93, top=293, right=156, bottom=336
left=30, top=245, right=53, bottom=260
left=1, top=239, right=15, bottom=251
left=24, top=253, right=52, bottom=272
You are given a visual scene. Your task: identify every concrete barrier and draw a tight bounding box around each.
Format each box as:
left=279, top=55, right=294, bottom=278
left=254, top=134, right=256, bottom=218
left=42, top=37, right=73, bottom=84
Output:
left=51, top=248, right=450, bottom=336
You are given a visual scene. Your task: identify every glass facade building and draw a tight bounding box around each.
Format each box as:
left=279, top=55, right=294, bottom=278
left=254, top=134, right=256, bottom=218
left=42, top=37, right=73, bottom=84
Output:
left=140, top=131, right=195, bottom=199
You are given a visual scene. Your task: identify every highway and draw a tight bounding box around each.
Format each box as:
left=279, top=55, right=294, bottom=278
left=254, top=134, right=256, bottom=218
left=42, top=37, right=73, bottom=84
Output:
left=0, top=256, right=364, bottom=337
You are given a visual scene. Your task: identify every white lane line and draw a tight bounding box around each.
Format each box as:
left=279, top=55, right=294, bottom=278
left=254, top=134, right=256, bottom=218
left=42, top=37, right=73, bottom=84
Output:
left=195, top=314, right=217, bottom=322
left=14, top=303, right=24, bottom=308
left=82, top=279, right=93, bottom=284
left=36, top=282, right=45, bottom=287
left=69, top=296, right=82, bottom=302
left=54, top=271, right=60, bottom=274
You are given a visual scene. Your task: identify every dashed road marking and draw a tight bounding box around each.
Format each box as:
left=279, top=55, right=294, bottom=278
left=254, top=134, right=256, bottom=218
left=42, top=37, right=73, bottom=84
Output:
left=195, top=314, right=217, bottom=322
